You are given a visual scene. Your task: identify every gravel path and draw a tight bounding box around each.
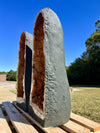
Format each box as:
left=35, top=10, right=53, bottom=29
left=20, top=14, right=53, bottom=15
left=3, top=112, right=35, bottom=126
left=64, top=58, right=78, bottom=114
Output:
left=0, top=82, right=83, bottom=104
left=70, top=87, right=84, bottom=92
left=0, top=82, right=16, bottom=104
left=0, top=82, right=16, bottom=90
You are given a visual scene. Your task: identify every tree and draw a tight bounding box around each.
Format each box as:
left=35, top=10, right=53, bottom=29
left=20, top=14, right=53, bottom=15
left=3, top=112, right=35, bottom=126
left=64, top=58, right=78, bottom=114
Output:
left=67, top=19, right=100, bottom=85
left=0, top=71, right=6, bottom=74
left=6, top=70, right=17, bottom=81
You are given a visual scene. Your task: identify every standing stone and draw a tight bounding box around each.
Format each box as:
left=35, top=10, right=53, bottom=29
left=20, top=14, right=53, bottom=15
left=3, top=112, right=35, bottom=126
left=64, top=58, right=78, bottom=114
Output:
left=17, top=31, right=33, bottom=111
left=29, top=8, right=71, bottom=127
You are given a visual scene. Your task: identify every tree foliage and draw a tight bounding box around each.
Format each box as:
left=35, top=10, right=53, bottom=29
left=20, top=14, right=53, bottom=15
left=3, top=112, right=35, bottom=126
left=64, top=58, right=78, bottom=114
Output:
left=6, top=70, right=17, bottom=81
left=67, top=19, right=100, bottom=85
left=0, top=71, right=6, bottom=74
left=95, top=19, right=100, bottom=25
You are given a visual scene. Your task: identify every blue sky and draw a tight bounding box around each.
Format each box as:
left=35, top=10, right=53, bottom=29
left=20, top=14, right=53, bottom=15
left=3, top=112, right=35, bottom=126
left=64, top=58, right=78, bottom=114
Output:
left=0, top=0, right=100, bottom=72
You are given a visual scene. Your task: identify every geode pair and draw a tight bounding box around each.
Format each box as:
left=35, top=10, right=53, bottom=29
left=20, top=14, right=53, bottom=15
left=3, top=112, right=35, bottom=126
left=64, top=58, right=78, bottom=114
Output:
left=17, top=8, right=70, bottom=127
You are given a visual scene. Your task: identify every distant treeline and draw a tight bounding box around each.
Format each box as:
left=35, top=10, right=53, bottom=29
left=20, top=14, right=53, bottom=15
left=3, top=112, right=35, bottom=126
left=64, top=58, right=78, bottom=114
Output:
left=0, top=71, right=6, bottom=74
left=0, top=70, right=17, bottom=81
left=66, top=20, right=100, bottom=85
left=66, top=46, right=100, bottom=85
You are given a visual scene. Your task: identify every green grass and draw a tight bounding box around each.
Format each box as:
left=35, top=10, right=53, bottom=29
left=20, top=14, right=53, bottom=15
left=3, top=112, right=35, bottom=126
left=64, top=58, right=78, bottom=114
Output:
left=71, top=86, right=100, bottom=123
left=6, top=81, right=17, bottom=83
left=10, top=90, right=17, bottom=94
left=9, top=85, right=100, bottom=123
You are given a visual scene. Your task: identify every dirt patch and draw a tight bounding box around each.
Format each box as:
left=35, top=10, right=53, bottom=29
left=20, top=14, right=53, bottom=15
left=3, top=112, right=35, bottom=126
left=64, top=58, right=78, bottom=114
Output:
left=0, top=82, right=16, bottom=104
left=0, top=82, right=16, bottom=90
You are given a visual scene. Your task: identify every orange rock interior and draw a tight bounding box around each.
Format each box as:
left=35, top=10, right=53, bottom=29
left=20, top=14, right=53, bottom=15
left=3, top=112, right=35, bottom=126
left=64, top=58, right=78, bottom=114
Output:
left=17, top=32, right=25, bottom=97
left=31, top=12, right=45, bottom=111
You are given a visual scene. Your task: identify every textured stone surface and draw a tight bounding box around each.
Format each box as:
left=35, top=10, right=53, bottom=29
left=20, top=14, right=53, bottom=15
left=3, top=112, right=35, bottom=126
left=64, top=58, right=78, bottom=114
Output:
left=30, top=8, right=71, bottom=127
left=17, top=31, right=33, bottom=111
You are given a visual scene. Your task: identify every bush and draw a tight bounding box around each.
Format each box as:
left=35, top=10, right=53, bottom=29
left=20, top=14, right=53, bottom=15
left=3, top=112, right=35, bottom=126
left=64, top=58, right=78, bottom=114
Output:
left=6, top=70, right=17, bottom=81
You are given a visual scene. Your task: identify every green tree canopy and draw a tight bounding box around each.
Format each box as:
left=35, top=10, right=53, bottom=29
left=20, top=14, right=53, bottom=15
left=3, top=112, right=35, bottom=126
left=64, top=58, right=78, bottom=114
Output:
left=6, top=70, right=17, bottom=81
left=67, top=19, right=100, bottom=85
left=0, top=71, right=6, bottom=74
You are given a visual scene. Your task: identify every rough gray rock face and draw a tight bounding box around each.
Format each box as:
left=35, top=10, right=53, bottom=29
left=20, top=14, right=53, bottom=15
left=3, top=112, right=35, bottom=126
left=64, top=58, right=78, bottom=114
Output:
left=30, top=8, right=71, bottom=127
left=17, top=31, right=33, bottom=111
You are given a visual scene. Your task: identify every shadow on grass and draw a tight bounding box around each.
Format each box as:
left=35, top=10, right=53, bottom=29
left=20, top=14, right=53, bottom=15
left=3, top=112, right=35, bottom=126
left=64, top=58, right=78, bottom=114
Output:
left=70, top=84, right=100, bottom=88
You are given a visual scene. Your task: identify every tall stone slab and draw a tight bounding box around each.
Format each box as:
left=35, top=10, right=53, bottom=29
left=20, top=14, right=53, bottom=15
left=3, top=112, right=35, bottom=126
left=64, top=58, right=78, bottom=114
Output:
left=17, top=31, right=33, bottom=111
left=29, top=8, right=71, bottom=127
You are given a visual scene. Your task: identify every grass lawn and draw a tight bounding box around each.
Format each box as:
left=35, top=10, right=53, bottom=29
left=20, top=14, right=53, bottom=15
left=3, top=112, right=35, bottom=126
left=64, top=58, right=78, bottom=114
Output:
left=10, top=90, right=17, bottom=94
left=71, top=86, right=100, bottom=123
left=10, top=85, right=100, bottom=123
left=6, top=81, right=17, bottom=83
